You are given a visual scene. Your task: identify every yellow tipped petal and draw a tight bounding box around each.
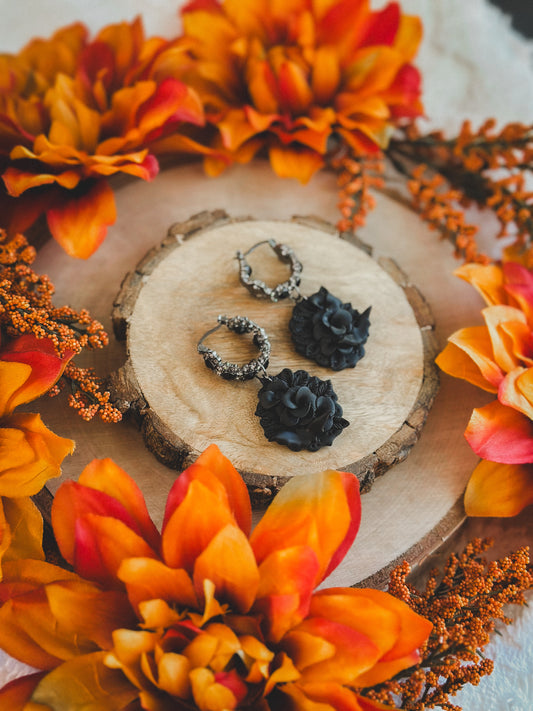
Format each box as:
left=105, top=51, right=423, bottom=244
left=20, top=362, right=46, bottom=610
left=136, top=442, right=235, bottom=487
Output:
left=157, top=653, right=191, bottom=698
left=31, top=652, right=138, bottom=709
left=193, top=524, right=259, bottom=613
left=118, top=557, right=198, bottom=612
left=482, top=305, right=528, bottom=373
left=465, top=460, right=533, bottom=517
left=250, top=469, right=360, bottom=584
left=189, top=667, right=237, bottom=711
left=0, top=413, right=74, bottom=497
left=454, top=263, right=506, bottom=306
left=0, top=497, right=44, bottom=567
left=269, top=144, right=324, bottom=183
left=436, top=329, right=502, bottom=392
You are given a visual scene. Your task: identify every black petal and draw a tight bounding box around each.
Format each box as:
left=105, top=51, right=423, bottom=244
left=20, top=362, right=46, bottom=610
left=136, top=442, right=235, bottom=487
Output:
left=255, top=368, right=349, bottom=451
left=289, top=287, right=371, bottom=371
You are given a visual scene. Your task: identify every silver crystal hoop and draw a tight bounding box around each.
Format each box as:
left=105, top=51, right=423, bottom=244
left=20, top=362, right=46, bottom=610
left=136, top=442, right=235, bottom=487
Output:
left=236, top=239, right=303, bottom=302
left=197, top=315, right=271, bottom=381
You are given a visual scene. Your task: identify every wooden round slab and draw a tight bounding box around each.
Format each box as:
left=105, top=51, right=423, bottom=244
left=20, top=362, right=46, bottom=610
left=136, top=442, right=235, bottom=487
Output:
left=112, top=211, right=438, bottom=500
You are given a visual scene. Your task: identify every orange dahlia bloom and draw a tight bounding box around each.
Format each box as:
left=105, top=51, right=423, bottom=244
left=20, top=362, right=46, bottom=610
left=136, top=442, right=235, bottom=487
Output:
left=436, top=262, right=533, bottom=516
left=0, top=335, right=74, bottom=572
left=0, top=444, right=431, bottom=710
left=179, top=0, right=423, bottom=182
left=0, top=19, right=205, bottom=258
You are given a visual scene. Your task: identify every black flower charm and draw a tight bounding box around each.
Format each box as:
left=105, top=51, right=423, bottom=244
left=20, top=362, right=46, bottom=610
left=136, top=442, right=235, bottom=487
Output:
left=255, top=368, right=349, bottom=451
left=289, top=287, right=371, bottom=370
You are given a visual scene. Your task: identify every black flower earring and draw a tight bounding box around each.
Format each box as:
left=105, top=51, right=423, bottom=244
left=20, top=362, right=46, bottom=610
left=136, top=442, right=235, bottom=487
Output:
left=236, top=240, right=371, bottom=371
left=197, top=314, right=349, bottom=452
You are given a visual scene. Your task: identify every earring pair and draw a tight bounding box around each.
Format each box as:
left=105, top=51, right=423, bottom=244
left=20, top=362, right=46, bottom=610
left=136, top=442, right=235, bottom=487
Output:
left=236, top=239, right=371, bottom=371
left=197, top=314, right=348, bottom=452
left=197, top=236, right=369, bottom=451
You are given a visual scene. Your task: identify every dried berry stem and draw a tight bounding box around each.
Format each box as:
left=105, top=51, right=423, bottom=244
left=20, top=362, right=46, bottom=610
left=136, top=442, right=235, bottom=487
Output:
left=359, top=539, right=532, bottom=710
left=0, top=229, right=121, bottom=423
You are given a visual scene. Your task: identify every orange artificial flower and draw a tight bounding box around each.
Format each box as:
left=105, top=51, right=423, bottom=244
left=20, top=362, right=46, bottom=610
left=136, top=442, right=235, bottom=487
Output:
left=178, top=0, right=423, bottom=182
left=0, top=334, right=74, bottom=572
left=0, top=18, right=206, bottom=258
left=436, top=261, right=533, bottom=516
left=0, top=444, right=431, bottom=710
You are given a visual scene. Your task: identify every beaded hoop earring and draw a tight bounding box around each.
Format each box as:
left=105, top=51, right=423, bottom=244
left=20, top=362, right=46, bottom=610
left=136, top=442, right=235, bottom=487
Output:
left=236, top=240, right=371, bottom=371
left=197, top=314, right=349, bottom=451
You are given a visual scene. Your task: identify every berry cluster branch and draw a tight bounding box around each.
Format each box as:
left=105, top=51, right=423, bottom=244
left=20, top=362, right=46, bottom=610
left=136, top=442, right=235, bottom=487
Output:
left=386, top=120, right=533, bottom=263
left=0, top=229, right=121, bottom=423
left=331, top=149, right=386, bottom=234
left=359, top=538, right=532, bottom=710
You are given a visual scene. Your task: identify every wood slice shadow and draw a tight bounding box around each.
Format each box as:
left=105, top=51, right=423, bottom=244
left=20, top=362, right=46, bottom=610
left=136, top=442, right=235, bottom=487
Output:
left=110, top=210, right=439, bottom=505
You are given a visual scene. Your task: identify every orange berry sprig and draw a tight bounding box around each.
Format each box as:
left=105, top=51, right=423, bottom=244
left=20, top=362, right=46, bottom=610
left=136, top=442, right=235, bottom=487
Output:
left=407, top=164, right=487, bottom=263
left=361, top=539, right=532, bottom=710
left=387, top=120, right=533, bottom=262
left=56, top=363, right=122, bottom=423
left=331, top=150, right=385, bottom=234
left=0, top=229, right=121, bottom=423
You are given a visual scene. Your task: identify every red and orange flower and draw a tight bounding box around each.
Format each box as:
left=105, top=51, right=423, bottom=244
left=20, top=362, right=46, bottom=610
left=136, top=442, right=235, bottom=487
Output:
left=178, top=0, right=423, bottom=183
left=0, top=444, right=431, bottom=710
left=0, top=334, right=74, bottom=573
left=436, top=261, right=533, bottom=516
left=0, top=18, right=206, bottom=258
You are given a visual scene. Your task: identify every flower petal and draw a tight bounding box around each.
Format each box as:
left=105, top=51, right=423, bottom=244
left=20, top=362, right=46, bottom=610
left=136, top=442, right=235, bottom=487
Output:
left=164, top=444, right=251, bottom=535
left=465, top=459, right=533, bottom=517
left=72, top=514, right=157, bottom=587
left=0, top=362, right=31, bottom=418
left=31, top=652, right=138, bottom=710
left=0, top=334, right=73, bottom=413
left=0, top=413, right=74, bottom=497
left=3, top=166, right=80, bottom=196
left=312, top=46, right=341, bottom=104
left=282, top=682, right=382, bottom=711
left=189, top=667, right=237, bottom=711
left=499, top=367, right=533, bottom=420
left=0, top=672, right=46, bottom=711
left=46, top=179, right=116, bottom=259
left=77, top=458, right=159, bottom=550
left=269, top=144, right=324, bottom=183
left=118, top=557, right=198, bottom=612
left=1, top=496, right=44, bottom=566
left=52, top=474, right=157, bottom=568
left=0, top=561, right=93, bottom=669
left=193, top=524, right=259, bottom=613
left=503, top=261, right=533, bottom=324
left=435, top=328, right=502, bottom=392
left=162, top=478, right=236, bottom=571
left=250, top=469, right=360, bottom=584
left=482, top=305, right=528, bottom=373
left=290, top=616, right=381, bottom=685
left=45, top=581, right=136, bottom=651
left=359, top=2, right=400, bottom=48
left=254, top=546, right=320, bottom=643
left=334, top=589, right=432, bottom=686
left=394, top=14, right=423, bottom=62
left=465, top=400, right=533, bottom=464
left=277, top=59, right=313, bottom=114
left=454, top=263, right=507, bottom=307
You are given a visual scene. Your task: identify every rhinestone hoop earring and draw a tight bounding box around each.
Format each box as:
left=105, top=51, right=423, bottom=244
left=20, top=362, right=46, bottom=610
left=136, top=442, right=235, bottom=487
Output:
left=236, top=240, right=371, bottom=371
left=197, top=314, right=349, bottom=452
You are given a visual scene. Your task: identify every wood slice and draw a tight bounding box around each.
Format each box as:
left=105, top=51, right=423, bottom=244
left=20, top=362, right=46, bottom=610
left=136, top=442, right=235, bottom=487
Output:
left=111, top=211, right=438, bottom=501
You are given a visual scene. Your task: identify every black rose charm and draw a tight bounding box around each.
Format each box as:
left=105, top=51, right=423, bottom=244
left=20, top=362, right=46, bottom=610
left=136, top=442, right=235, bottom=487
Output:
left=289, top=286, right=371, bottom=370
left=255, top=368, right=349, bottom=451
